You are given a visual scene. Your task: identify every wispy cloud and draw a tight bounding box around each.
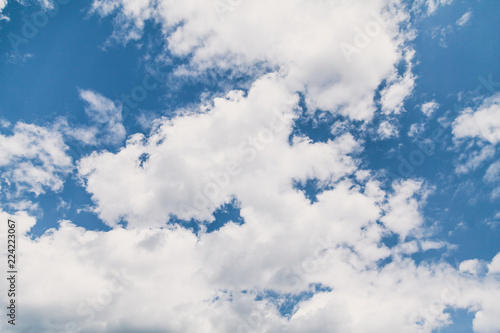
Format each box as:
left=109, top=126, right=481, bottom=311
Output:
left=456, top=10, right=472, bottom=27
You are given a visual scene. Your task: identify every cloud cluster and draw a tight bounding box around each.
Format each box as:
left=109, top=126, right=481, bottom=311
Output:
left=77, top=75, right=359, bottom=227
left=1, top=197, right=500, bottom=333
left=0, top=122, right=72, bottom=197
left=45, top=74, right=499, bottom=332
left=3, top=0, right=499, bottom=332
left=421, top=100, right=439, bottom=117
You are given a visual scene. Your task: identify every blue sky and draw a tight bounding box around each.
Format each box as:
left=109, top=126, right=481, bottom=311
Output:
left=1, top=0, right=500, bottom=332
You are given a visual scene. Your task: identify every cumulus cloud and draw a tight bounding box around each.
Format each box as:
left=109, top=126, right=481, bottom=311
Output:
left=0, top=122, right=73, bottom=196
left=0, top=0, right=8, bottom=20
left=77, top=75, right=360, bottom=227
left=3, top=1, right=497, bottom=332
left=1, top=207, right=500, bottom=333
left=381, top=179, right=428, bottom=240
left=380, top=50, right=416, bottom=114
left=421, top=100, right=439, bottom=117
left=453, top=93, right=500, bottom=144
left=45, top=71, right=494, bottom=332
left=90, top=0, right=417, bottom=121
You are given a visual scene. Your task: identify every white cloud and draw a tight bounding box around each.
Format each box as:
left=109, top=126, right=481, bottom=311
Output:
left=456, top=11, right=472, bottom=27
left=0, top=122, right=73, bottom=196
left=421, top=100, right=439, bottom=117
left=0, top=0, right=8, bottom=20
left=381, top=179, right=428, bottom=240
left=453, top=93, right=500, bottom=144
left=1, top=207, right=500, bottom=333
left=78, top=89, right=126, bottom=145
left=380, top=50, right=416, bottom=114
left=67, top=71, right=500, bottom=332
left=3, top=1, right=495, bottom=332
left=455, top=145, right=495, bottom=174
left=460, top=259, right=487, bottom=276
left=54, top=118, right=98, bottom=146
left=77, top=75, right=360, bottom=227
left=90, top=0, right=417, bottom=121
left=378, top=120, right=399, bottom=139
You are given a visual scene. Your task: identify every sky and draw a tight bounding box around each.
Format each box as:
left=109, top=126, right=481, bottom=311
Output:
left=0, top=0, right=499, bottom=332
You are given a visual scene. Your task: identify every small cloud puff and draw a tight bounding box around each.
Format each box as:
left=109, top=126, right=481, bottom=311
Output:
left=456, top=11, right=472, bottom=27
left=78, top=89, right=126, bottom=145
left=421, top=100, right=439, bottom=117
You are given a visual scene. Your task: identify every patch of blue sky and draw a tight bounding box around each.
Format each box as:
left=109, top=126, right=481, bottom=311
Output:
left=433, top=308, right=475, bottom=333
left=254, top=283, right=332, bottom=318
left=169, top=198, right=244, bottom=236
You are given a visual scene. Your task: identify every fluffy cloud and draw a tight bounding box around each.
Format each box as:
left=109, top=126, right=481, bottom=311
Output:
left=0, top=0, right=6, bottom=10
left=1, top=204, right=500, bottom=333
left=3, top=1, right=498, bottom=332
left=421, top=100, right=439, bottom=117
left=485, top=161, right=500, bottom=183
left=78, top=75, right=360, bottom=227
left=380, top=179, right=428, bottom=239
left=90, top=0, right=416, bottom=121
left=0, top=122, right=73, bottom=196
left=54, top=73, right=495, bottom=332
left=453, top=93, right=500, bottom=144
left=380, top=50, right=416, bottom=114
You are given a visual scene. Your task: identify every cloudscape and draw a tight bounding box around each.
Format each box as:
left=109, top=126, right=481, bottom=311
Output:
left=0, top=0, right=499, bottom=332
